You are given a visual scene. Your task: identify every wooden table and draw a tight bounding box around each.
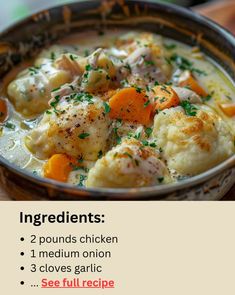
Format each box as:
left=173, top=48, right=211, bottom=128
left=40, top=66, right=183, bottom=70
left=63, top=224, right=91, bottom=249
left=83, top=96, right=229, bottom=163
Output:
left=0, top=1, right=234, bottom=200
left=195, top=1, right=235, bottom=199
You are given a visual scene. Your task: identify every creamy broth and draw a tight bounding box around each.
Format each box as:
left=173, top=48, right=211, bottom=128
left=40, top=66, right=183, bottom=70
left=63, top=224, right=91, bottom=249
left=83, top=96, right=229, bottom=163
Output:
left=0, top=30, right=234, bottom=188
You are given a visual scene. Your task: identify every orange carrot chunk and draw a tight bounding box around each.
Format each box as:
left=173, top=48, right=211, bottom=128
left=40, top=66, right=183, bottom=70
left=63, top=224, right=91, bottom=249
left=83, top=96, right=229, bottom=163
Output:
left=219, top=103, right=235, bottom=117
left=152, top=85, right=180, bottom=111
left=44, top=154, right=75, bottom=182
left=179, top=71, right=207, bottom=97
left=0, top=98, right=8, bottom=123
left=109, top=87, right=153, bottom=125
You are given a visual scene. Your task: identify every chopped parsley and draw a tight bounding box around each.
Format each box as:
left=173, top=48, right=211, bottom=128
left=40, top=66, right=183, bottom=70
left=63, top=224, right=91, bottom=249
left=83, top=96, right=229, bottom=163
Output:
left=134, top=132, right=141, bottom=140
left=4, top=122, right=16, bottom=130
left=50, top=95, right=60, bottom=111
left=144, top=100, right=150, bottom=107
left=170, top=53, right=207, bottom=76
left=98, top=150, right=103, bottom=159
left=51, top=87, right=61, bottom=92
left=164, top=57, right=172, bottom=65
left=113, top=127, right=121, bottom=144
left=71, top=165, right=89, bottom=173
left=141, top=140, right=149, bottom=146
left=50, top=52, right=56, bottom=60
left=85, top=64, right=92, bottom=71
left=160, top=85, right=171, bottom=94
left=164, top=43, right=177, bottom=50
left=78, top=175, right=88, bottom=187
left=180, top=101, right=198, bottom=116
left=123, top=152, right=133, bottom=159
left=103, top=102, right=111, bottom=114
left=145, top=127, right=153, bottom=137
left=70, top=54, right=77, bottom=61
left=149, top=142, right=157, bottom=148
left=116, top=118, right=122, bottom=127
left=124, top=63, right=132, bottom=73
left=135, top=87, right=142, bottom=94
left=28, top=67, right=40, bottom=75
left=72, top=92, right=94, bottom=104
left=145, top=60, right=155, bottom=66
left=202, top=92, right=213, bottom=102
left=157, top=177, right=164, bottom=183
left=78, top=133, right=90, bottom=139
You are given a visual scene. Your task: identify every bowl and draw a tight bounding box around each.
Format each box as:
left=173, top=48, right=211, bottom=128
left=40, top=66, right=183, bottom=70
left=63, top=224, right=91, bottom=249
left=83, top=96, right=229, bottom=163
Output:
left=0, top=0, right=234, bottom=200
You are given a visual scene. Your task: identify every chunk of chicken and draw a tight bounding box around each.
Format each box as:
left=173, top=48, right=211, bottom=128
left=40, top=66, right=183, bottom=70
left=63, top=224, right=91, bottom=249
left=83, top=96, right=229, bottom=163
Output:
left=86, top=138, right=171, bottom=188
left=172, top=86, right=202, bottom=104
left=26, top=95, right=110, bottom=160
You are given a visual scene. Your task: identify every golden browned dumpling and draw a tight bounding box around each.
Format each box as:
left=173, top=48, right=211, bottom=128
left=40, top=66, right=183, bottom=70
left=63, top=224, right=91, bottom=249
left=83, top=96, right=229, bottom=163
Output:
left=152, top=105, right=234, bottom=175
left=7, top=58, right=71, bottom=117
left=25, top=95, right=110, bottom=160
left=86, top=138, right=171, bottom=188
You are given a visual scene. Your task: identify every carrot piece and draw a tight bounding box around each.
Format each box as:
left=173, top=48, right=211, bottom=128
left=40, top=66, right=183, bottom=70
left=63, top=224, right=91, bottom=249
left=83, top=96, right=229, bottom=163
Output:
left=0, top=98, right=8, bottom=123
left=44, top=154, right=75, bottom=182
left=109, top=87, right=153, bottom=125
left=179, top=71, right=207, bottom=97
left=152, top=85, right=180, bottom=111
left=219, top=103, right=235, bottom=117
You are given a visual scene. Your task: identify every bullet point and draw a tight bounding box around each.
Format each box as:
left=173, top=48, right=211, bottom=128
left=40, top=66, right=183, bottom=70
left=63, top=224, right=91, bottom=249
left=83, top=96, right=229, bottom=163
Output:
left=20, top=252, right=24, bottom=256
left=20, top=266, right=24, bottom=271
left=20, top=281, right=24, bottom=285
left=20, top=237, right=24, bottom=242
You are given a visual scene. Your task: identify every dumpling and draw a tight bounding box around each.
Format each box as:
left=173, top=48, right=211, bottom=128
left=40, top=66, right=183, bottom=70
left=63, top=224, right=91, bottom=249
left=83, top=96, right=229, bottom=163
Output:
left=86, top=138, right=171, bottom=188
left=7, top=58, right=71, bottom=117
left=152, top=105, right=234, bottom=175
left=25, top=94, right=110, bottom=160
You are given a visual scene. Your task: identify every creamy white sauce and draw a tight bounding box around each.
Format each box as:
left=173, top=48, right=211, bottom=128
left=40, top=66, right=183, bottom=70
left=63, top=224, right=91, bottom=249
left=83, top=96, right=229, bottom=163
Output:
left=0, top=29, right=234, bottom=187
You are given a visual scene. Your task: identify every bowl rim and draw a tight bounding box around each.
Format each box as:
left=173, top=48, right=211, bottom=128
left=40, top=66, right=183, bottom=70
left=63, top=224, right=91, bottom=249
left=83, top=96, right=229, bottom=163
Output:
left=0, top=0, right=235, bottom=197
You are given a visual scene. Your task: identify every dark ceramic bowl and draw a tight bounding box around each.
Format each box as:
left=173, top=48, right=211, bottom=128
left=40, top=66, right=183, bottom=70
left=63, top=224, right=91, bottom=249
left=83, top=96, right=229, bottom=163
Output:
left=0, top=0, right=234, bottom=200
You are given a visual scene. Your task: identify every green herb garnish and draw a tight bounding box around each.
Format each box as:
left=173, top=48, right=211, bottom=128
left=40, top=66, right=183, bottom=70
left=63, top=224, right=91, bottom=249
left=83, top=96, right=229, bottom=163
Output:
left=145, top=127, right=153, bottom=137
left=70, top=54, right=77, bottom=61
left=50, top=52, right=56, bottom=60
left=85, top=64, right=92, bottom=71
left=180, top=101, right=198, bottom=116
left=78, top=133, right=90, bottom=139
left=144, top=100, right=150, bottom=107
left=103, top=102, right=111, bottom=114
left=164, top=43, right=177, bottom=50
left=123, top=152, right=133, bottom=159
left=158, top=177, right=164, bottom=183
left=78, top=175, right=88, bottom=187
left=170, top=53, right=207, bottom=76
left=98, top=150, right=103, bottom=159
left=4, top=122, right=16, bottom=130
